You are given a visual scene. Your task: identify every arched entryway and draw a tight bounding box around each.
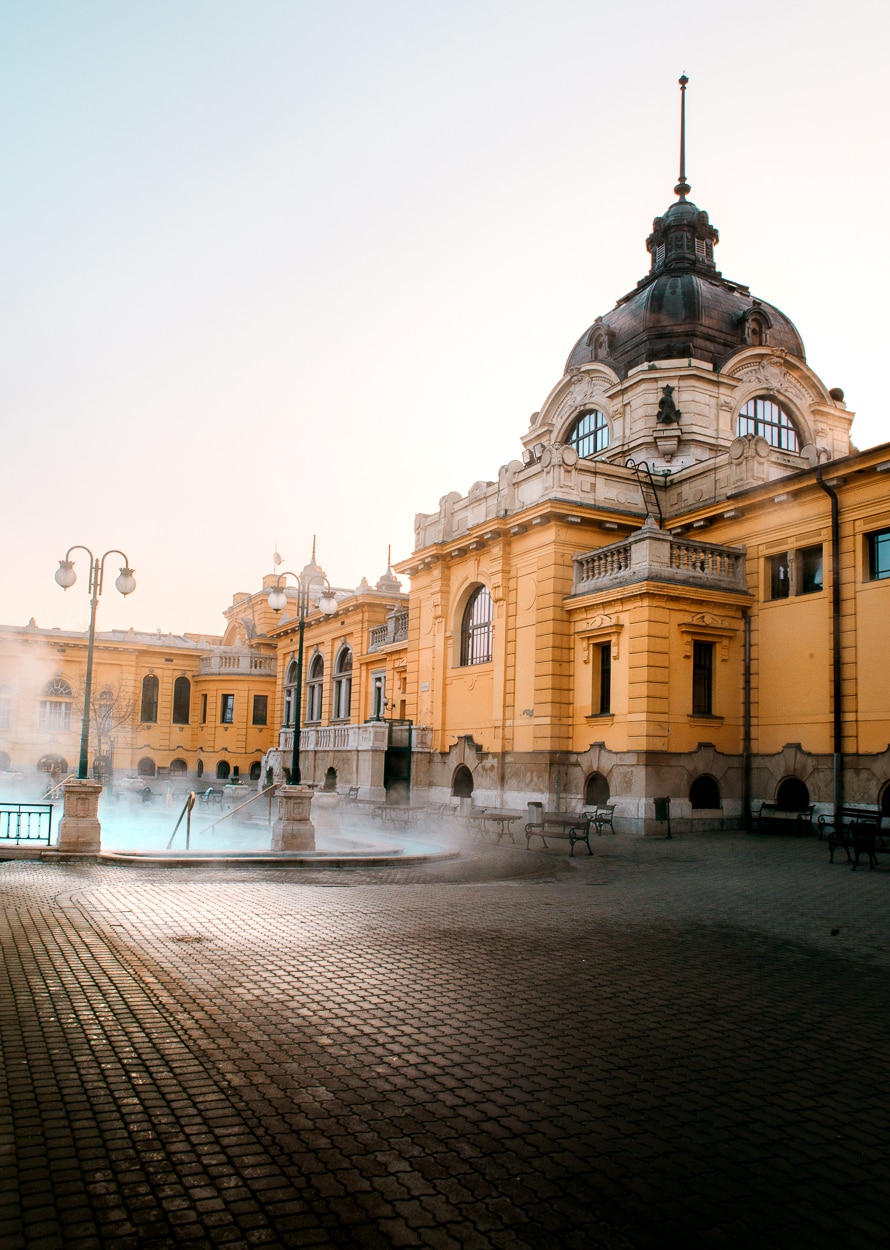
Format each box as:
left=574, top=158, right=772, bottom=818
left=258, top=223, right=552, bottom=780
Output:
left=690, top=775, right=721, bottom=809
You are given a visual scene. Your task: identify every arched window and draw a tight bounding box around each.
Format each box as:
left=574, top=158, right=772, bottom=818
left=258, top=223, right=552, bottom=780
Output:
left=566, top=409, right=610, bottom=458
left=460, top=587, right=493, bottom=666
left=283, top=659, right=298, bottom=726
left=216, top=760, right=231, bottom=780
left=137, top=757, right=156, bottom=778
left=738, top=397, right=800, bottom=452
left=776, top=777, right=809, bottom=811
left=196, top=759, right=204, bottom=779
left=585, top=773, right=610, bottom=806
left=140, top=674, right=159, bottom=723
left=333, top=646, right=353, bottom=721
left=306, top=653, right=324, bottom=723
left=452, top=765, right=474, bottom=798
left=38, top=753, right=68, bottom=777
left=690, top=775, right=721, bottom=809
left=39, top=678, right=73, bottom=731
left=169, top=758, right=188, bottom=776
left=324, top=766, right=337, bottom=792
left=249, top=761, right=262, bottom=782
left=172, top=677, right=191, bottom=725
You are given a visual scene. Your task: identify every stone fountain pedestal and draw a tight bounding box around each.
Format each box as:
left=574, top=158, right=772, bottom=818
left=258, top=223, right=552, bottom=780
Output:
left=57, top=778, right=103, bottom=854
left=272, top=785, right=316, bottom=852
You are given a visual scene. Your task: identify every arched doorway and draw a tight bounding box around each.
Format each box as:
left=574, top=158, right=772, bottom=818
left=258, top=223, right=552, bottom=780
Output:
left=249, top=761, right=262, bottom=782
left=216, top=761, right=231, bottom=780
left=137, top=757, right=156, bottom=778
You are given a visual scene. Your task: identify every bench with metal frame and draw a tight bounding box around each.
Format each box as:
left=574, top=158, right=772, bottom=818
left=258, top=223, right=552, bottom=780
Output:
left=819, top=806, right=886, bottom=870
left=524, top=811, right=594, bottom=856
left=754, top=802, right=815, bottom=834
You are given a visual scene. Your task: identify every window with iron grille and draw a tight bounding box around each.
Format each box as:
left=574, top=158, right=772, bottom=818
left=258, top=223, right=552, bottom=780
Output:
left=460, top=587, right=493, bottom=666
left=566, top=409, right=610, bottom=459
left=738, top=397, right=800, bottom=452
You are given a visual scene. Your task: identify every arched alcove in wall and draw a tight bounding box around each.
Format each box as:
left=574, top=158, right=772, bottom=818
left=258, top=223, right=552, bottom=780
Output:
left=776, top=776, right=809, bottom=811
left=584, top=773, right=610, bottom=806
left=452, top=765, right=474, bottom=798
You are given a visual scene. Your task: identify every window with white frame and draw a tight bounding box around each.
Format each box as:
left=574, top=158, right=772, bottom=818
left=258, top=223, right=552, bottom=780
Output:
left=39, top=678, right=73, bottom=731
left=306, top=653, right=324, bottom=723
left=332, top=646, right=353, bottom=721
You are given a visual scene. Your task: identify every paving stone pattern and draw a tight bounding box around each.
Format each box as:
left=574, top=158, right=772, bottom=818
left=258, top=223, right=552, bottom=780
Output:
left=2, top=834, right=890, bottom=1248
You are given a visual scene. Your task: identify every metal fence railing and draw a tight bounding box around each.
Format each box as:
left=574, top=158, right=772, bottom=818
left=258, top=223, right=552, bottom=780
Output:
left=0, top=803, right=54, bottom=845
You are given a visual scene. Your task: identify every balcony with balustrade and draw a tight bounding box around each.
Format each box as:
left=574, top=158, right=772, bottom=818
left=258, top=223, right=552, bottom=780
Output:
left=197, top=650, right=276, bottom=676
left=368, top=609, right=409, bottom=653
left=572, top=518, right=747, bottom=597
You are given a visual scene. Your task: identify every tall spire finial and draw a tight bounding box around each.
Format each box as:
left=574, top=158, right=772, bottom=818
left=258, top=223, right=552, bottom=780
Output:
left=675, top=74, right=691, bottom=199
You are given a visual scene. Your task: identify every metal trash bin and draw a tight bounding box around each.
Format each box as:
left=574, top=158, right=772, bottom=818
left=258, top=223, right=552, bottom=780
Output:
left=527, top=801, right=544, bottom=824
left=654, top=796, right=672, bottom=838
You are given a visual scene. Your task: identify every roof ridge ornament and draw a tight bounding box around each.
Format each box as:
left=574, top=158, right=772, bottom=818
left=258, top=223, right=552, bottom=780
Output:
left=675, top=74, right=691, bottom=200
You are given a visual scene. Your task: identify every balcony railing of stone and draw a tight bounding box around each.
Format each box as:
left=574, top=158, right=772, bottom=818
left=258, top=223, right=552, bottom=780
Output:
left=368, top=610, right=409, bottom=652
left=278, top=721, right=432, bottom=754
left=572, top=519, right=747, bottom=596
left=198, top=651, right=276, bottom=675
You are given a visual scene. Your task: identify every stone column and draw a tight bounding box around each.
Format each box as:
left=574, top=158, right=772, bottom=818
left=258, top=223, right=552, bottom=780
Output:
left=57, top=778, right=103, bottom=854
left=271, top=785, right=316, bottom=852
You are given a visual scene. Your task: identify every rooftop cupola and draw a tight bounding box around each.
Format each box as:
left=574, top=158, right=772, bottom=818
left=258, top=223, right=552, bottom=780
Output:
left=645, top=76, right=719, bottom=276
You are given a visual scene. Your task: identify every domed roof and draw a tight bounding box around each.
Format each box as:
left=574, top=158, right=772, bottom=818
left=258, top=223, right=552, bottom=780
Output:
left=565, top=195, right=805, bottom=378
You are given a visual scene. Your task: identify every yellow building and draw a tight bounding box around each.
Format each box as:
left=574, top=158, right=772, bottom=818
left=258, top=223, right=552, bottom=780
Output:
left=2, top=161, right=888, bottom=835
left=392, top=175, right=890, bottom=832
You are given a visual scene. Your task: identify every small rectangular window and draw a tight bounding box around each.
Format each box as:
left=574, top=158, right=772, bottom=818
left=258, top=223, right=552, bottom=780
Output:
left=770, top=553, right=790, bottom=600
left=252, top=695, right=268, bottom=726
left=800, top=545, right=823, bottom=594
left=220, top=694, right=234, bottom=724
left=869, top=529, right=890, bottom=580
left=598, top=644, right=612, bottom=715
left=692, top=642, right=714, bottom=716
left=200, top=693, right=207, bottom=724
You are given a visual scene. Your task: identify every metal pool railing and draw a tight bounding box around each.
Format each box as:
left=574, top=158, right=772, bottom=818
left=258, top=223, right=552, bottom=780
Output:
left=0, top=803, right=54, bottom=845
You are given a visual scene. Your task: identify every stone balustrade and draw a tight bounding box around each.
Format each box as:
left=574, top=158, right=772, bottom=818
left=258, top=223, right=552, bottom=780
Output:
left=572, top=519, right=747, bottom=595
left=198, top=651, right=276, bottom=675
left=369, top=610, right=409, bottom=652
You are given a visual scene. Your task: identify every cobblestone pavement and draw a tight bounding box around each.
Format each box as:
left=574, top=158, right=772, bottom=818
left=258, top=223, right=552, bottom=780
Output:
left=2, top=832, right=890, bottom=1249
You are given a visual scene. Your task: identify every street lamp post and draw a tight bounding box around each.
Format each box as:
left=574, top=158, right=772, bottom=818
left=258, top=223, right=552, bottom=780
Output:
left=267, top=562, right=337, bottom=851
left=54, top=546, right=136, bottom=853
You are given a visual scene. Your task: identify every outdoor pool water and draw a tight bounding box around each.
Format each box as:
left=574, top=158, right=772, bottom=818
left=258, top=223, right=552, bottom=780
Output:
left=94, top=795, right=454, bottom=860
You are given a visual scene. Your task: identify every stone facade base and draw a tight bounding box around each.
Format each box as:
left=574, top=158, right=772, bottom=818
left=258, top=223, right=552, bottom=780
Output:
left=57, top=778, right=103, bottom=854
left=271, top=785, right=316, bottom=851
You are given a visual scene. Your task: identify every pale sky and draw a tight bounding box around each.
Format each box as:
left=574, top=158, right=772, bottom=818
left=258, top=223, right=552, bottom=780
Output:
left=4, top=0, right=889, bottom=636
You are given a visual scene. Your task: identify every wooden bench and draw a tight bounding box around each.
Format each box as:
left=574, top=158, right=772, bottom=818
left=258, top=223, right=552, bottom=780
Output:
left=754, top=802, right=815, bottom=835
left=819, top=806, right=886, bottom=870
left=524, top=811, right=594, bottom=856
